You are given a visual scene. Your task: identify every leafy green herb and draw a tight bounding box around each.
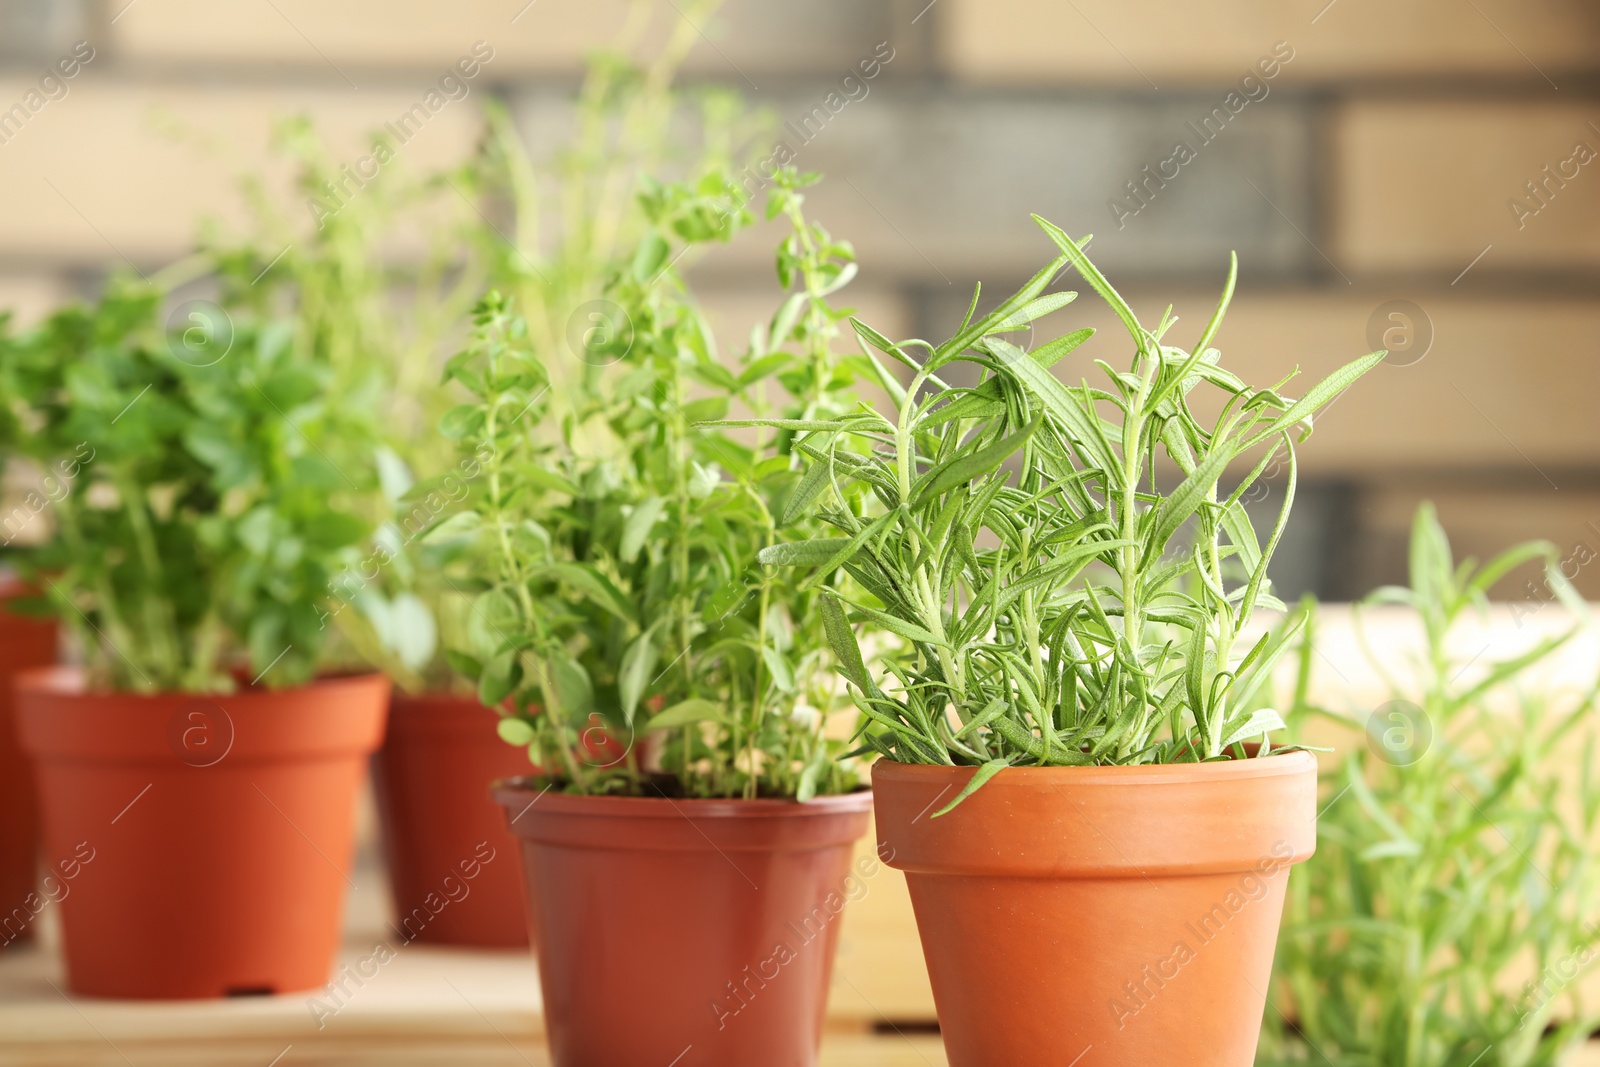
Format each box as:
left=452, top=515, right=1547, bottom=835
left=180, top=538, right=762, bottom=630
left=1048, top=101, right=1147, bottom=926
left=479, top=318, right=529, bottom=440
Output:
left=1262, top=504, right=1600, bottom=1067
left=0, top=279, right=378, bottom=692
left=743, top=219, right=1383, bottom=798
left=440, top=167, right=867, bottom=799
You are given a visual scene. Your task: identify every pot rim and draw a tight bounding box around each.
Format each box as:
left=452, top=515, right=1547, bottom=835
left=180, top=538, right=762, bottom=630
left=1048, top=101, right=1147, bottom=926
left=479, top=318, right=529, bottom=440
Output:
left=492, top=776, right=874, bottom=820
left=872, top=748, right=1316, bottom=787
left=15, top=663, right=388, bottom=703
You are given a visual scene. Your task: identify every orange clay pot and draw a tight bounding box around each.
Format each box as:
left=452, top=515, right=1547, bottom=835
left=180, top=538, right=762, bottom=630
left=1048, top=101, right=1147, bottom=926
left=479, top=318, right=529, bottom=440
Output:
left=0, top=580, right=57, bottom=947
left=372, top=691, right=532, bottom=948
left=873, top=752, right=1317, bottom=1067
left=494, top=781, right=872, bottom=1067
left=17, top=667, right=388, bottom=998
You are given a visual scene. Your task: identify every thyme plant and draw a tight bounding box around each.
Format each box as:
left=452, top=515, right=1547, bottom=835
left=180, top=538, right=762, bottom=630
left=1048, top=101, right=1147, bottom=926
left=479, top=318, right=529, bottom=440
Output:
left=435, top=169, right=867, bottom=799
left=747, top=217, right=1384, bottom=807
left=1262, top=504, right=1599, bottom=1067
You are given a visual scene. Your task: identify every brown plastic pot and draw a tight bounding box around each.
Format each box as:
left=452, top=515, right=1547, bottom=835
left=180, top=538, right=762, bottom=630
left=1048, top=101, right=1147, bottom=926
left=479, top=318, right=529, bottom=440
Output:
left=0, top=580, right=57, bottom=947
left=873, top=752, right=1317, bottom=1067
left=17, top=667, right=389, bottom=998
left=494, top=781, right=873, bottom=1067
left=372, top=691, right=532, bottom=948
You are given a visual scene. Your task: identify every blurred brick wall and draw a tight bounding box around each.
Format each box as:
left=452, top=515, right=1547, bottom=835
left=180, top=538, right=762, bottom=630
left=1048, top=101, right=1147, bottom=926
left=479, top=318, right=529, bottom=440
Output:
left=1, top=0, right=1598, bottom=599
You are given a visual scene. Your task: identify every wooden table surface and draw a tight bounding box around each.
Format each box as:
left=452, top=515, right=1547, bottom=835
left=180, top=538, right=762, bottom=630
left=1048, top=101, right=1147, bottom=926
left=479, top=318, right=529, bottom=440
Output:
left=0, top=934, right=949, bottom=1067
left=5, top=607, right=1600, bottom=1066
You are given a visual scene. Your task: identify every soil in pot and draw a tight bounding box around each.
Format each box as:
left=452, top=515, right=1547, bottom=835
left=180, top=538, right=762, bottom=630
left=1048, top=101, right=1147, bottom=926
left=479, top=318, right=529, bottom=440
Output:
left=494, top=778, right=872, bottom=1067
left=0, top=581, right=57, bottom=948
left=372, top=691, right=533, bottom=948
left=872, top=753, right=1318, bottom=1067
left=16, top=667, right=389, bottom=998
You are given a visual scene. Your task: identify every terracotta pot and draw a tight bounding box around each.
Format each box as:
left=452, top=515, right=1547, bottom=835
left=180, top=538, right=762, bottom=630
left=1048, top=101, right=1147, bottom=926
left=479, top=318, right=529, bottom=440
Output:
left=17, top=667, right=389, bottom=998
left=873, top=753, right=1318, bottom=1067
left=0, top=580, right=57, bottom=947
left=372, top=691, right=532, bottom=948
left=494, top=781, right=873, bottom=1067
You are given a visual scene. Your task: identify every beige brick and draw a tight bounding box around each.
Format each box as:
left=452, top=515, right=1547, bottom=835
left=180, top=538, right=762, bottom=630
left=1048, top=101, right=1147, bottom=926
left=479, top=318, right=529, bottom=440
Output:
left=109, top=0, right=631, bottom=72
left=0, top=78, right=483, bottom=264
left=986, top=288, right=1600, bottom=474
left=1336, top=101, right=1600, bottom=273
left=940, top=0, right=1600, bottom=85
left=109, top=0, right=896, bottom=77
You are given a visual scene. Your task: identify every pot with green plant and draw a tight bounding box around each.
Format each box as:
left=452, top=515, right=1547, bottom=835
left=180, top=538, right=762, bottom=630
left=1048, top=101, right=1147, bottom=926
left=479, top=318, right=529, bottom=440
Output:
left=435, top=168, right=873, bottom=1067
left=1260, top=504, right=1597, bottom=1067
left=0, top=276, right=388, bottom=998
left=211, top=5, right=736, bottom=950
left=0, top=577, right=57, bottom=947
left=745, top=218, right=1385, bottom=1066
left=217, top=112, right=537, bottom=949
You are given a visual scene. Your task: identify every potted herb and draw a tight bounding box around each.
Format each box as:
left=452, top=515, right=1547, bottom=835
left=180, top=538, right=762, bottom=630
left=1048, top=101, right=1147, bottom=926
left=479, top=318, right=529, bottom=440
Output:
left=0, top=342, right=63, bottom=943
left=1263, top=504, right=1597, bottom=1066
left=0, top=276, right=388, bottom=998
left=0, top=578, right=57, bottom=947
left=223, top=4, right=735, bottom=949
left=214, top=113, right=535, bottom=950
left=750, top=218, right=1384, bottom=1065
left=437, top=169, right=872, bottom=1066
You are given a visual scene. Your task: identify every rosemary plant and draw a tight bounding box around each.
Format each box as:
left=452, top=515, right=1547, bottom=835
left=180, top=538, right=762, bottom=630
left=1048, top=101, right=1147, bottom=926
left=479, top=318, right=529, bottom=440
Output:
left=1262, top=504, right=1599, bottom=1067
left=747, top=217, right=1384, bottom=807
left=435, top=168, right=867, bottom=799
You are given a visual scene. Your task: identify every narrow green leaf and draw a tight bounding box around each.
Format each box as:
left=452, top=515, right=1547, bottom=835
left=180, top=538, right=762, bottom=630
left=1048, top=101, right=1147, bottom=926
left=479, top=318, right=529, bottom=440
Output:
left=618, top=631, right=658, bottom=726
left=782, top=454, right=834, bottom=526
left=759, top=538, right=854, bottom=567
left=912, top=416, right=1040, bottom=508
left=1221, top=708, right=1286, bottom=748
left=645, top=699, right=728, bottom=731
left=820, top=593, right=874, bottom=695
left=932, top=758, right=1010, bottom=817
left=1244, top=351, right=1386, bottom=447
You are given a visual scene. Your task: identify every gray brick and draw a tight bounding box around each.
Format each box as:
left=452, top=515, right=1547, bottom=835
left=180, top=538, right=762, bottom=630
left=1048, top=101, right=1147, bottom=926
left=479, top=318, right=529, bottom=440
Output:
left=700, top=0, right=908, bottom=78
left=0, top=1, right=90, bottom=63
left=510, top=85, right=1318, bottom=287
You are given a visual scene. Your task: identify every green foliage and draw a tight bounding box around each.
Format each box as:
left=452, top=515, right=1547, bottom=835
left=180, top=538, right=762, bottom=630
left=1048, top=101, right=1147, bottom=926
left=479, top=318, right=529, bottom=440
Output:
left=0, top=278, right=378, bottom=692
left=204, top=114, right=484, bottom=693
left=1262, top=504, right=1600, bottom=1067
left=745, top=218, right=1384, bottom=791
left=438, top=167, right=866, bottom=799
left=189, top=2, right=737, bottom=694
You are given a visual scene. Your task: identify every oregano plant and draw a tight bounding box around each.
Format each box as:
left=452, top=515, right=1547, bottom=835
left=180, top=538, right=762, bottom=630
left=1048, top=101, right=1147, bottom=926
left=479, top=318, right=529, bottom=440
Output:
left=743, top=217, right=1385, bottom=810
left=431, top=168, right=871, bottom=799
